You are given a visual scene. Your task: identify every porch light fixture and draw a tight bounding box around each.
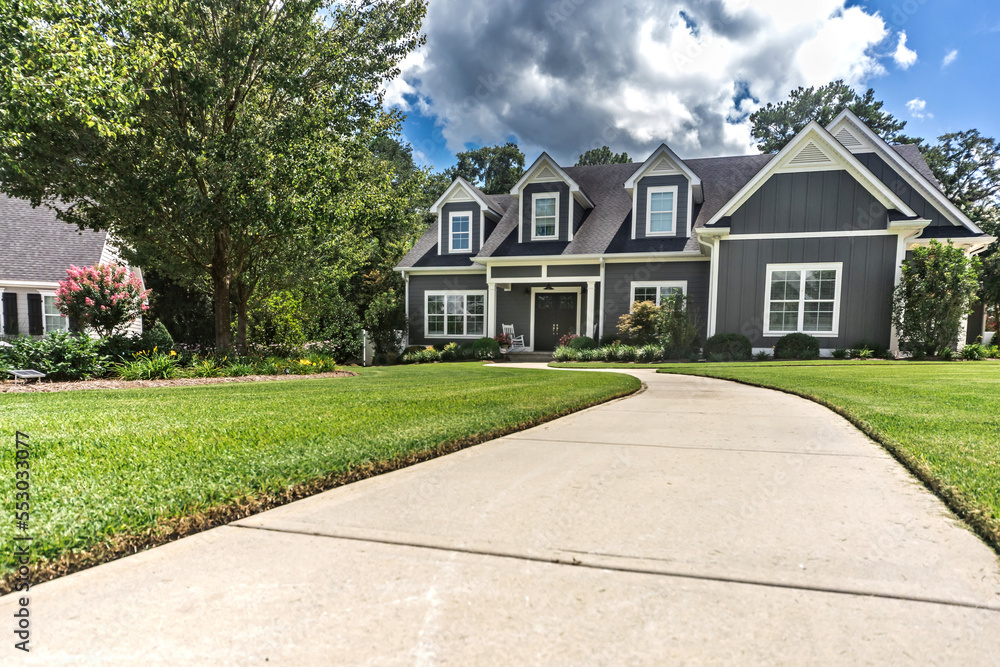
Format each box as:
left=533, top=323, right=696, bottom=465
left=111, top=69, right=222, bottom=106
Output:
left=544, top=284, right=554, bottom=291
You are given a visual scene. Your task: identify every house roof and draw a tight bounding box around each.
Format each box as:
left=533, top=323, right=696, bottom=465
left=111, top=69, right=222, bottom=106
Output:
left=396, top=139, right=979, bottom=269
left=0, top=195, right=109, bottom=283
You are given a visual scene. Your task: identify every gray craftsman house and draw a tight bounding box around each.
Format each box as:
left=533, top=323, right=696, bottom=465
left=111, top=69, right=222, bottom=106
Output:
left=395, top=111, right=994, bottom=354
left=0, top=195, right=143, bottom=338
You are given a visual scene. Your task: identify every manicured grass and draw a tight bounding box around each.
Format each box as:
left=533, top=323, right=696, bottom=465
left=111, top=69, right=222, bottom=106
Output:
left=0, top=363, right=638, bottom=580
left=654, top=361, right=1000, bottom=551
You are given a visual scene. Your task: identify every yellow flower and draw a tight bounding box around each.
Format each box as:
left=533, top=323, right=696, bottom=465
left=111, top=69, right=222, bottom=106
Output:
left=153, top=346, right=157, bottom=353
left=169, top=350, right=177, bottom=357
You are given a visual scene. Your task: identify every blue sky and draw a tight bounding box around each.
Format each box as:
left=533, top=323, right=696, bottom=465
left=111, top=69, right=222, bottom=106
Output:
left=386, top=0, right=1000, bottom=171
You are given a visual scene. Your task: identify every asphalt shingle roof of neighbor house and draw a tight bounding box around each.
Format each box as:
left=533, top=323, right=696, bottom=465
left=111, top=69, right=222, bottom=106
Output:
left=0, top=195, right=108, bottom=283
left=396, top=144, right=953, bottom=269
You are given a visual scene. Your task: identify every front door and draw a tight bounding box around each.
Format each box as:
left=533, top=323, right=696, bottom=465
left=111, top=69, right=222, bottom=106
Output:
left=534, top=292, right=578, bottom=351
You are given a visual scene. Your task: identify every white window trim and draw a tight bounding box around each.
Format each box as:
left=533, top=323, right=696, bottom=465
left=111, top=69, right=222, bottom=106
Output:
left=448, top=211, right=473, bottom=254
left=630, top=281, right=687, bottom=308
left=763, top=263, right=843, bottom=338
left=39, top=291, right=69, bottom=334
left=531, top=192, right=560, bottom=241
left=645, top=185, right=678, bottom=237
left=425, top=290, right=488, bottom=339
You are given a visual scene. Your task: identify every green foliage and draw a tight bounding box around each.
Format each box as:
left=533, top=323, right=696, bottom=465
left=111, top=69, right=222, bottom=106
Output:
left=892, top=240, right=981, bottom=356
left=753, top=350, right=772, bottom=362
left=854, top=347, right=874, bottom=360
left=440, top=342, right=460, bottom=362
left=614, top=345, right=637, bottom=363
left=961, top=343, right=988, bottom=361
left=576, top=146, right=631, bottom=166
left=249, top=291, right=307, bottom=354
left=552, top=346, right=576, bottom=362
left=446, top=143, right=525, bottom=195
left=921, top=130, right=1000, bottom=234
left=657, top=295, right=701, bottom=358
left=569, top=336, right=596, bottom=350
left=188, top=359, right=225, bottom=378
left=364, top=288, right=406, bottom=358
left=981, top=255, right=1000, bottom=333
left=831, top=348, right=850, bottom=360
left=774, top=333, right=821, bottom=360
left=56, top=264, right=150, bottom=338
left=635, top=345, right=662, bottom=363
left=472, top=337, right=500, bottom=360
left=940, top=347, right=955, bottom=361
left=302, top=285, right=363, bottom=362
left=617, top=301, right=660, bottom=345
left=113, top=351, right=180, bottom=380
left=0, top=332, right=109, bottom=380
left=703, top=333, right=752, bottom=361
left=750, top=80, right=911, bottom=153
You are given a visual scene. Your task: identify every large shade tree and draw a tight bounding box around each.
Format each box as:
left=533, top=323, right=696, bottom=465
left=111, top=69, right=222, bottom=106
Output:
left=0, top=0, right=426, bottom=351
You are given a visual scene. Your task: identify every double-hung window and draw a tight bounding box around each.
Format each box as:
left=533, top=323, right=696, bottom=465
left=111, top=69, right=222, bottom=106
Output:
left=631, top=281, right=687, bottom=307
left=449, top=213, right=472, bottom=253
left=43, top=294, right=68, bottom=333
left=532, top=193, right=558, bottom=239
left=764, top=264, right=841, bottom=336
left=426, top=292, right=486, bottom=337
left=646, top=186, right=677, bottom=235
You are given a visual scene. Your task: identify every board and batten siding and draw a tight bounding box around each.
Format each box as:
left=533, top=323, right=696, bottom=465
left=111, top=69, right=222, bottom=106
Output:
left=728, top=171, right=889, bottom=235
left=438, top=203, right=482, bottom=256
left=406, top=273, right=488, bottom=345
left=602, top=261, right=710, bottom=342
left=633, top=175, right=689, bottom=239
left=854, top=153, right=952, bottom=228
left=520, top=182, right=572, bottom=242
left=715, top=236, right=898, bottom=349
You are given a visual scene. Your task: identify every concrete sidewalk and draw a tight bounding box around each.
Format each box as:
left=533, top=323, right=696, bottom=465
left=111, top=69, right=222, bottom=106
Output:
left=4, top=367, right=1000, bottom=665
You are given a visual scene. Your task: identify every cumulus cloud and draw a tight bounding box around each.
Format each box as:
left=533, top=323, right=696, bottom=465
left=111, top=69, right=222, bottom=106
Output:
left=892, top=31, right=918, bottom=69
left=390, top=0, right=898, bottom=165
left=906, top=98, right=932, bottom=120
left=942, top=49, right=958, bottom=68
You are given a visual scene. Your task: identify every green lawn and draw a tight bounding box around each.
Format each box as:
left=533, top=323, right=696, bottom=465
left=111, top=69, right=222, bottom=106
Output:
left=653, top=361, right=1000, bottom=551
left=0, top=363, right=638, bottom=582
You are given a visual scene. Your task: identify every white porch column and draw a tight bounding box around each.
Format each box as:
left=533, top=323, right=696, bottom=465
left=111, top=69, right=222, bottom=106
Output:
left=487, top=283, right=498, bottom=338
left=586, top=281, right=596, bottom=339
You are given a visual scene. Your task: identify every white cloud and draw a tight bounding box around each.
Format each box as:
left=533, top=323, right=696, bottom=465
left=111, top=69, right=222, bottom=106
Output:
left=942, top=49, right=958, bottom=68
left=892, top=32, right=918, bottom=69
left=388, top=1, right=902, bottom=163
left=906, top=98, right=932, bottom=120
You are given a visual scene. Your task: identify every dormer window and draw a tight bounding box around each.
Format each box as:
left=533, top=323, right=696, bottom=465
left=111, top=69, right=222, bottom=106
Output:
left=532, top=193, right=559, bottom=240
left=449, top=212, right=472, bottom=253
left=647, top=186, right=677, bottom=235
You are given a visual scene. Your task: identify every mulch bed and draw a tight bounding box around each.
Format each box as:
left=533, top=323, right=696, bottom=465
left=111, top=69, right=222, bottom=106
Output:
left=0, top=370, right=358, bottom=394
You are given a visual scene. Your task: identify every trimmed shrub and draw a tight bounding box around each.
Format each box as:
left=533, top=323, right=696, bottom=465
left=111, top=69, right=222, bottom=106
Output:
left=831, top=348, right=850, bottom=360
left=0, top=332, right=109, bottom=380
left=961, top=343, right=987, bottom=361
left=703, top=333, right=752, bottom=361
left=472, top=337, right=500, bottom=360
left=569, top=336, right=596, bottom=350
left=774, top=333, right=820, bottom=360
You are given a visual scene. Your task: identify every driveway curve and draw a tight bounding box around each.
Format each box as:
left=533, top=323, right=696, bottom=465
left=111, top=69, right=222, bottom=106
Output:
left=4, top=365, right=1000, bottom=665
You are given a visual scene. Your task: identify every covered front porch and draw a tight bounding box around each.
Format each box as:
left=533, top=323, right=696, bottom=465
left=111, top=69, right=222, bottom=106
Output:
left=486, top=263, right=601, bottom=351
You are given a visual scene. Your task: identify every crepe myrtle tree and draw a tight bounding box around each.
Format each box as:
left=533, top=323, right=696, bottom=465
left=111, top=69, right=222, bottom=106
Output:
left=55, top=264, right=151, bottom=338
left=892, top=240, right=981, bottom=356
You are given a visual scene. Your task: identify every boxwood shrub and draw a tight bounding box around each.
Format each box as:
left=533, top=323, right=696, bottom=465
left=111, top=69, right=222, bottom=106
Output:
left=703, top=333, right=752, bottom=361
left=472, top=337, right=500, bottom=360
left=569, top=336, right=596, bottom=350
left=774, top=333, right=820, bottom=360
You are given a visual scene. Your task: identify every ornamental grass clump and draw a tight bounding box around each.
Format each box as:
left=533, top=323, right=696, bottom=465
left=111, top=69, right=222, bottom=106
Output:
left=113, top=350, right=179, bottom=380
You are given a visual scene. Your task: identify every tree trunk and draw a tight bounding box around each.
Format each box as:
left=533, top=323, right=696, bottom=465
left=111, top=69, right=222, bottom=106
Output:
left=212, top=229, right=232, bottom=352
left=235, top=281, right=249, bottom=353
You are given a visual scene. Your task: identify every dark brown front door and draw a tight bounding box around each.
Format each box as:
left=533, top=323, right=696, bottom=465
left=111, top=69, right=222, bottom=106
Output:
left=534, top=292, right=577, bottom=350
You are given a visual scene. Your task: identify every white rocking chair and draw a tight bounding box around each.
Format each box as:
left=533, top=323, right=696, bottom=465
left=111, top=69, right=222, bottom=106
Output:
left=502, top=324, right=526, bottom=352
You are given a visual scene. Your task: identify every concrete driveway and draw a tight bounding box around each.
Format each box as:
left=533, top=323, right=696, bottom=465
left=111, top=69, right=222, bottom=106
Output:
left=4, top=367, right=1000, bottom=665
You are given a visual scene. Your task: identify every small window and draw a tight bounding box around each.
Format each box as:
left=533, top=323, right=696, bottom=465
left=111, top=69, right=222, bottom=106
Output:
left=426, top=292, right=486, bottom=337
left=765, top=264, right=841, bottom=336
left=449, top=213, right=472, bottom=253
left=646, top=186, right=677, bottom=235
left=43, top=295, right=68, bottom=333
left=631, top=282, right=687, bottom=307
left=532, top=193, right=558, bottom=239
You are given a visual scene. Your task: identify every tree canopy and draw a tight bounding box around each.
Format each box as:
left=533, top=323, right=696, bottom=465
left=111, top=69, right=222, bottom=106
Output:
left=749, top=80, right=914, bottom=153
left=0, top=0, right=427, bottom=351
left=446, top=142, right=525, bottom=195
left=921, top=130, right=1000, bottom=236
left=577, top=146, right=631, bottom=166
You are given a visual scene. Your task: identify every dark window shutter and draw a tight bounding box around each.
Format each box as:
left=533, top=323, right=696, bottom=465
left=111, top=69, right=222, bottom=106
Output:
left=2, top=293, right=18, bottom=335
left=27, top=293, right=43, bottom=336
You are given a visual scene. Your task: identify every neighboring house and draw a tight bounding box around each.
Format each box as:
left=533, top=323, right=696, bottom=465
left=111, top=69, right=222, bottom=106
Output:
left=0, top=195, right=143, bottom=338
left=396, top=111, right=995, bottom=354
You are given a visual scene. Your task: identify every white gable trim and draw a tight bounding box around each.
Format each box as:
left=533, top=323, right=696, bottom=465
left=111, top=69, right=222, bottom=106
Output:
left=827, top=109, right=985, bottom=234
left=624, top=144, right=703, bottom=199
left=429, top=177, right=499, bottom=216
left=706, top=121, right=917, bottom=227
left=509, top=152, right=594, bottom=208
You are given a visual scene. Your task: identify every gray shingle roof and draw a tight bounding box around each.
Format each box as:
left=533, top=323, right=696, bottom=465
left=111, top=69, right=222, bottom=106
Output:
left=395, top=141, right=976, bottom=270
left=0, top=195, right=108, bottom=282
